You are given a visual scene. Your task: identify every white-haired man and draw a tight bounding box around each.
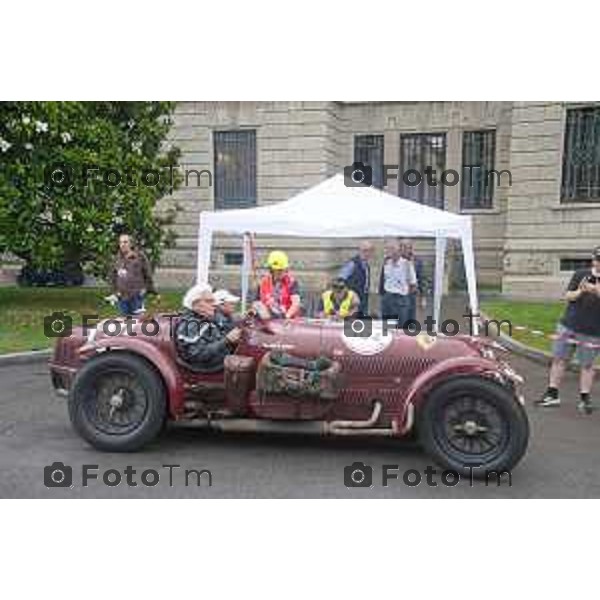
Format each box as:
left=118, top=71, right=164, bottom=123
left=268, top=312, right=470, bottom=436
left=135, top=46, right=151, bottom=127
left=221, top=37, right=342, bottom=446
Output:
left=175, top=284, right=242, bottom=371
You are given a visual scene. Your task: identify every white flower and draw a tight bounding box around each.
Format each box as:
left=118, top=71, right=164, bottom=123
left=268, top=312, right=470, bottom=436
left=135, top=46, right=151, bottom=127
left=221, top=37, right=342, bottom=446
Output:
left=35, top=121, right=48, bottom=134
left=86, top=224, right=94, bottom=233
left=127, top=119, right=135, bottom=129
left=114, top=216, right=124, bottom=225
left=61, top=132, right=72, bottom=143
left=40, top=209, right=54, bottom=223
left=61, top=210, right=73, bottom=222
left=22, top=115, right=31, bottom=125
left=0, top=138, right=11, bottom=153
left=24, top=142, right=33, bottom=151
left=131, top=141, right=142, bottom=154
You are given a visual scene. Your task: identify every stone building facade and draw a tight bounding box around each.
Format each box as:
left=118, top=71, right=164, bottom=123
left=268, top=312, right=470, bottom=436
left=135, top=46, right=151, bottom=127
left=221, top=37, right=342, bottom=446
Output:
left=157, top=101, right=600, bottom=299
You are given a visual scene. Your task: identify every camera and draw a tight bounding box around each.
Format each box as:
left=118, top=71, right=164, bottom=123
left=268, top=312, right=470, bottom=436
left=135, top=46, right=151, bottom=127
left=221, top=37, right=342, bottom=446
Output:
left=43, top=312, right=73, bottom=338
left=344, top=316, right=372, bottom=338
left=344, top=462, right=373, bottom=488
left=343, top=162, right=372, bottom=187
left=44, top=462, right=73, bottom=488
left=44, top=163, right=73, bottom=189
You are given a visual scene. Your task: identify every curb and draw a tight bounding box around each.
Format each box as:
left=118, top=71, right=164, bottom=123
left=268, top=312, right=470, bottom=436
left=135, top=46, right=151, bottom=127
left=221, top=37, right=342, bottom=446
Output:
left=0, top=349, right=52, bottom=367
left=481, top=312, right=590, bottom=372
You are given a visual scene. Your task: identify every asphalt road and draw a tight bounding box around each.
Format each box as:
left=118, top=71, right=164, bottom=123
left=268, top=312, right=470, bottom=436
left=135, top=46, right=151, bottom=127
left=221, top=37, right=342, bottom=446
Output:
left=0, top=349, right=599, bottom=498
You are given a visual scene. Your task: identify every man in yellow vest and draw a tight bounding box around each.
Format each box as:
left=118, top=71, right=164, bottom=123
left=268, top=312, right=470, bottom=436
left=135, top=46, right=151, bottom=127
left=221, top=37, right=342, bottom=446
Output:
left=318, top=277, right=360, bottom=319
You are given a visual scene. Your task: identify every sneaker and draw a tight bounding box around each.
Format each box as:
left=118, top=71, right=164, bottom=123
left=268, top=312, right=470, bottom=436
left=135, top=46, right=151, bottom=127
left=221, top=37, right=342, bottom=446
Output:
left=535, top=394, right=561, bottom=408
left=577, top=397, right=594, bottom=415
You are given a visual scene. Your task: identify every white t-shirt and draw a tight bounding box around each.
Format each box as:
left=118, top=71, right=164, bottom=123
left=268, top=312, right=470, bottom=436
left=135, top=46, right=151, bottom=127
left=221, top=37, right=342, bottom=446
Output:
left=382, top=257, right=417, bottom=295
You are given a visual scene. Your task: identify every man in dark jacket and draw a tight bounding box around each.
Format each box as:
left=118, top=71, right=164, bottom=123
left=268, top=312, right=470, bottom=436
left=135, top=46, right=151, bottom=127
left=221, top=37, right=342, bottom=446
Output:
left=109, top=233, right=156, bottom=316
left=400, top=239, right=427, bottom=322
left=338, top=241, right=373, bottom=316
left=175, top=284, right=242, bottom=372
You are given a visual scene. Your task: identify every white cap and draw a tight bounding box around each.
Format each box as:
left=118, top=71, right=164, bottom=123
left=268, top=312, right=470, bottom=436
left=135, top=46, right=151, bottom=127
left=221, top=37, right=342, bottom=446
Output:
left=182, top=283, right=213, bottom=310
left=214, top=289, right=240, bottom=305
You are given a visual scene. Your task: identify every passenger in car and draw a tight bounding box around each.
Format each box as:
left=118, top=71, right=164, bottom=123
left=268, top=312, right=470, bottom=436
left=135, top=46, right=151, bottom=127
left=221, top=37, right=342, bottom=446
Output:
left=254, top=250, right=301, bottom=320
left=214, top=289, right=240, bottom=334
left=318, top=277, right=360, bottom=319
left=175, top=284, right=242, bottom=371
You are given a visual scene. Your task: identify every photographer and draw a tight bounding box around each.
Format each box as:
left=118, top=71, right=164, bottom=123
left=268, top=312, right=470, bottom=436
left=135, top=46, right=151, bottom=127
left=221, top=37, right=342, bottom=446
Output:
left=537, top=246, right=600, bottom=414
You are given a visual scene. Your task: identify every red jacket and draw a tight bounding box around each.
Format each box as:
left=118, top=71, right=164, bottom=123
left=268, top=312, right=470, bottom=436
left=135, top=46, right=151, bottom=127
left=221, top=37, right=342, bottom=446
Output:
left=259, top=273, right=297, bottom=314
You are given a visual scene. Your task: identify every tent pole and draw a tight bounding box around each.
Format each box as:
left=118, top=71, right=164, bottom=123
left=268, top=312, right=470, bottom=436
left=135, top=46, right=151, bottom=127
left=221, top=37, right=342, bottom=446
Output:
left=241, top=233, right=251, bottom=313
left=433, top=235, right=447, bottom=335
left=461, top=224, right=480, bottom=336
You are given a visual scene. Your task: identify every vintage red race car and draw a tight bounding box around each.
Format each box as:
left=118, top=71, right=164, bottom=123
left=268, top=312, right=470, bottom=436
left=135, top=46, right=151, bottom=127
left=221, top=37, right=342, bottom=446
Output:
left=49, top=313, right=529, bottom=475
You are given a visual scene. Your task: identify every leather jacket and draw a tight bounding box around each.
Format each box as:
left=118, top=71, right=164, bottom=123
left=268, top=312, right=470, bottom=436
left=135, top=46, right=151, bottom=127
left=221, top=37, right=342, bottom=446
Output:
left=175, top=309, right=234, bottom=372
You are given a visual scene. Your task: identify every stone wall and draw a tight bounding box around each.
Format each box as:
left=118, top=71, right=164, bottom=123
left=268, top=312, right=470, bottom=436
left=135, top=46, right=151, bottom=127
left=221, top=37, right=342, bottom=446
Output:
left=157, top=101, right=514, bottom=293
left=503, top=101, right=600, bottom=298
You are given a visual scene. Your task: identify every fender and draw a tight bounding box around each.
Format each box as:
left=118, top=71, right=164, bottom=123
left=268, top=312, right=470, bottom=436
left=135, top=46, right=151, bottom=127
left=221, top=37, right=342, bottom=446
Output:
left=86, top=337, right=185, bottom=418
left=402, top=355, right=506, bottom=414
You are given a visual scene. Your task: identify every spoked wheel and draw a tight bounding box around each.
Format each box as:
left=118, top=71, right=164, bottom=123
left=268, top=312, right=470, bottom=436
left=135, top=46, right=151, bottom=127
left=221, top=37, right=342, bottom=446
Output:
left=418, top=377, right=529, bottom=477
left=69, top=353, right=166, bottom=452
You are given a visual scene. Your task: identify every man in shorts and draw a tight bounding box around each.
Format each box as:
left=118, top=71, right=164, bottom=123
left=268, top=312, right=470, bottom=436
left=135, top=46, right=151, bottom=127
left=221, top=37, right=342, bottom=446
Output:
left=536, top=246, right=600, bottom=414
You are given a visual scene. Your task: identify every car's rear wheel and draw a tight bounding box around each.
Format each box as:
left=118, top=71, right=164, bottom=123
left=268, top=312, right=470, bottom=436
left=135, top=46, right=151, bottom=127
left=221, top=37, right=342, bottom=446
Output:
left=417, top=376, right=529, bottom=477
left=68, top=352, right=166, bottom=452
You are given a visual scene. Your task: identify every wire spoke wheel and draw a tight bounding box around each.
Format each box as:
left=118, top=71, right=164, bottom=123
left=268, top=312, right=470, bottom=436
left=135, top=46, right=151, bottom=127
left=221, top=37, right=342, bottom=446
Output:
left=86, top=369, right=149, bottom=435
left=69, top=353, right=166, bottom=452
left=418, top=377, right=529, bottom=476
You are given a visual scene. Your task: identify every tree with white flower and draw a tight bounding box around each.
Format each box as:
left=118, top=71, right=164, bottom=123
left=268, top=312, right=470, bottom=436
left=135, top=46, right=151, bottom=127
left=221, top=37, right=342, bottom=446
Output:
left=0, top=101, right=181, bottom=283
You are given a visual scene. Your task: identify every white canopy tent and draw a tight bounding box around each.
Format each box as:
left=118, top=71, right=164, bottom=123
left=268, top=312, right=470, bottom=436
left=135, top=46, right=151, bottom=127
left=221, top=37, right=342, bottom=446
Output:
left=196, top=174, right=479, bottom=334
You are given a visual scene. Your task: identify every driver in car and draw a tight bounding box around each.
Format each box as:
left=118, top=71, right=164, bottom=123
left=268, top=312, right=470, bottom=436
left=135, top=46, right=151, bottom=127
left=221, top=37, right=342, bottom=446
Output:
left=175, top=284, right=243, bottom=370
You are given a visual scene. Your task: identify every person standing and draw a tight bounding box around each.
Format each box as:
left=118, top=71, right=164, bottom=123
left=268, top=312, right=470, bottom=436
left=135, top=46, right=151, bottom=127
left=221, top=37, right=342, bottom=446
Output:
left=108, top=233, right=156, bottom=316
left=401, top=238, right=427, bottom=322
left=379, top=240, right=417, bottom=326
left=536, top=246, right=600, bottom=414
left=338, top=241, right=373, bottom=316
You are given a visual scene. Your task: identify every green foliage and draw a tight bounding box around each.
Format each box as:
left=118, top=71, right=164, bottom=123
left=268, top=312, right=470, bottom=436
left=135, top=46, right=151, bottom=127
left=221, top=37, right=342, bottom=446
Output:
left=0, top=101, right=181, bottom=277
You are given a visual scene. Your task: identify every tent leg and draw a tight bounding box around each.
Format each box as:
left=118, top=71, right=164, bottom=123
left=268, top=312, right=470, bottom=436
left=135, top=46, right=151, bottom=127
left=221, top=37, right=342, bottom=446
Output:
left=461, top=228, right=480, bottom=336
left=241, top=233, right=251, bottom=313
left=433, top=236, right=447, bottom=335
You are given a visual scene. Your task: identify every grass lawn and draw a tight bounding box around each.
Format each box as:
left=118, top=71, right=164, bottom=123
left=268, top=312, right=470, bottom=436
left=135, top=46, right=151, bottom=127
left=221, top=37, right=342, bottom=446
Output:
left=480, top=299, right=564, bottom=353
left=0, top=286, right=185, bottom=354
left=0, top=286, right=567, bottom=356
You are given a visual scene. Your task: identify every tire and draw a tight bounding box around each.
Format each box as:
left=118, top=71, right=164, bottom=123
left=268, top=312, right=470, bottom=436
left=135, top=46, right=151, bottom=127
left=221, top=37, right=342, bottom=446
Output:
left=417, top=376, right=529, bottom=478
left=68, top=352, right=167, bottom=452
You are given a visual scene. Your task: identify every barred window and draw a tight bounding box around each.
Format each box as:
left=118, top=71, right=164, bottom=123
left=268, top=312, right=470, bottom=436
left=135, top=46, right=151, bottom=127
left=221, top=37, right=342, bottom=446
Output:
left=400, top=133, right=446, bottom=209
left=461, top=130, right=496, bottom=209
left=223, top=252, right=244, bottom=266
left=560, top=257, right=591, bottom=272
left=561, top=106, right=600, bottom=202
left=214, top=130, right=257, bottom=209
left=354, top=134, right=384, bottom=189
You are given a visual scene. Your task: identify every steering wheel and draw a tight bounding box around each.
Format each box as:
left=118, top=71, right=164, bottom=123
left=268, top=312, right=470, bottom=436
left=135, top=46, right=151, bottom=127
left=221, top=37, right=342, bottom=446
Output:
left=242, top=307, right=274, bottom=334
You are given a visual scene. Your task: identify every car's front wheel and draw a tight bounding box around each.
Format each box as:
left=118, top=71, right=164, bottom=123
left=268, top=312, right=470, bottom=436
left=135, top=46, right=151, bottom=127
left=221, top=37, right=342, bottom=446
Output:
left=68, top=352, right=166, bottom=452
left=417, top=376, right=529, bottom=477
